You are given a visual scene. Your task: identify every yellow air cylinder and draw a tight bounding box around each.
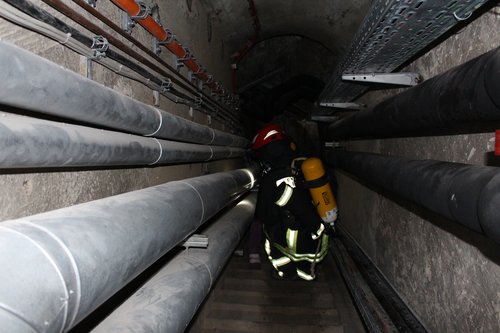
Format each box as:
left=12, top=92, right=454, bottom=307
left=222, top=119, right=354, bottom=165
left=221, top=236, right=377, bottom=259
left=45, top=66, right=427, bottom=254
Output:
left=301, top=157, right=338, bottom=223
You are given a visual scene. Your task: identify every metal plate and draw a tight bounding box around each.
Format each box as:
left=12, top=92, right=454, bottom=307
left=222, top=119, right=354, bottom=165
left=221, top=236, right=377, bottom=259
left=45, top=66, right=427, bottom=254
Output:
left=319, top=0, right=489, bottom=104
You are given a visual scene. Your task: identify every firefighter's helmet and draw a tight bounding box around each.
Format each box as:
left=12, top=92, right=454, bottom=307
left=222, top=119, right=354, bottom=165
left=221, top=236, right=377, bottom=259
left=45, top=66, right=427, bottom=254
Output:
left=251, top=124, right=287, bottom=151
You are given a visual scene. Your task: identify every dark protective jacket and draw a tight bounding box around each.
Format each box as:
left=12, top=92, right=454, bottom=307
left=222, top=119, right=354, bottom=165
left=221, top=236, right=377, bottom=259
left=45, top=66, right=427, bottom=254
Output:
left=255, top=164, right=328, bottom=279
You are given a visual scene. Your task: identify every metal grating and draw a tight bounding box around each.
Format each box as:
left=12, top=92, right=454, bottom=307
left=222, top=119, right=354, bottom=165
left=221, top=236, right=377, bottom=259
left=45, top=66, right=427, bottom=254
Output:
left=318, top=0, right=490, bottom=105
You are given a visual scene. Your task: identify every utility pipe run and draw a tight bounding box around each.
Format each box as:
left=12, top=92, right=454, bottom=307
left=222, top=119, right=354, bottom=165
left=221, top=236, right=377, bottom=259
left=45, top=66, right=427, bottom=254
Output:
left=92, top=193, right=257, bottom=333
left=0, top=168, right=257, bottom=332
left=0, top=112, right=244, bottom=168
left=109, top=0, right=222, bottom=93
left=326, top=150, right=500, bottom=244
left=71, top=0, right=234, bottom=115
left=0, top=41, right=248, bottom=148
left=327, top=46, right=500, bottom=140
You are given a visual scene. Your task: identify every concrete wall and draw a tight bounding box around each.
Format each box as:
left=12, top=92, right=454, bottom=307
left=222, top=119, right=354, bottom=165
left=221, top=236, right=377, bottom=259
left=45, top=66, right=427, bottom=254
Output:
left=336, top=8, right=500, bottom=333
left=0, top=0, right=242, bottom=221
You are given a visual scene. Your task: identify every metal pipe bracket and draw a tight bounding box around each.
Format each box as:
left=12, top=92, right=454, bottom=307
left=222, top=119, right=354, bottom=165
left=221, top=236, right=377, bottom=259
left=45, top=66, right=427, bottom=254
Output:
left=91, top=35, right=109, bottom=59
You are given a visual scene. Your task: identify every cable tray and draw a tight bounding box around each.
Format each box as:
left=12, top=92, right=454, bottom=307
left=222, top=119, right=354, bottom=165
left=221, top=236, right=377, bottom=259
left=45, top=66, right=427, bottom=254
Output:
left=318, top=0, right=489, bottom=104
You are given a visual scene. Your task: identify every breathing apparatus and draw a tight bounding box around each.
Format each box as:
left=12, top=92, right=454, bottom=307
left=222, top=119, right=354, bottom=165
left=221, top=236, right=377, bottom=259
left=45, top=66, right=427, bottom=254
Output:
left=300, top=157, right=338, bottom=229
left=252, top=124, right=338, bottom=230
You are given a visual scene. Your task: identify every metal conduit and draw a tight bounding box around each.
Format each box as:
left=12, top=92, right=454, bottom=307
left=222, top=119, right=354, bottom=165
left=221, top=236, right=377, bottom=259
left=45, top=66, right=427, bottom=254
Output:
left=326, top=150, right=500, bottom=244
left=0, top=112, right=244, bottom=168
left=326, top=46, right=500, bottom=140
left=92, top=192, right=257, bottom=333
left=108, top=0, right=221, bottom=92
left=0, top=41, right=248, bottom=148
left=71, top=0, right=234, bottom=115
left=0, top=167, right=257, bottom=332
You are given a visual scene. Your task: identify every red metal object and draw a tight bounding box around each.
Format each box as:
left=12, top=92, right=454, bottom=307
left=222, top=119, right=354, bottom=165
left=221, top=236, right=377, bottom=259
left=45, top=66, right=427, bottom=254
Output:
left=110, top=0, right=224, bottom=95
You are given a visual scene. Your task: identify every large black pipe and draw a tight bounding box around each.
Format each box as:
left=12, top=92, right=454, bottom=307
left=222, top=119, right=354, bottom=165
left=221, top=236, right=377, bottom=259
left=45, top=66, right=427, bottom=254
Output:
left=327, top=46, right=500, bottom=140
left=325, top=150, right=500, bottom=244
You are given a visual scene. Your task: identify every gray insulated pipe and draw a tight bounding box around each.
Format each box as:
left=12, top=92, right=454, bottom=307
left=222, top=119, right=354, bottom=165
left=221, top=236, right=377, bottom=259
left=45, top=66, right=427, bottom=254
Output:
left=326, top=150, right=500, bottom=244
left=0, top=112, right=244, bottom=168
left=0, top=41, right=248, bottom=148
left=92, top=192, right=257, bottom=333
left=0, top=167, right=258, bottom=333
left=326, top=45, right=500, bottom=140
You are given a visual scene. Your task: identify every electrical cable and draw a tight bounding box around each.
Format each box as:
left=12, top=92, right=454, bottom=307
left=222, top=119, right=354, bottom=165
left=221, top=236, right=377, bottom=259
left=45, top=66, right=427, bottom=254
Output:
left=2, top=0, right=240, bottom=125
left=72, top=0, right=238, bottom=119
left=0, top=1, right=201, bottom=108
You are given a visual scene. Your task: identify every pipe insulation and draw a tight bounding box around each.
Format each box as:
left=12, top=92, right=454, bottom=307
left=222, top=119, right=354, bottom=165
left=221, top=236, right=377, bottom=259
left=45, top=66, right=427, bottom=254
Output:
left=326, top=150, right=500, bottom=244
left=0, top=41, right=248, bottom=148
left=327, top=46, right=500, bottom=140
left=3, top=0, right=239, bottom=126
left=0, top=112, right=244, bottom=168
left=0, top=167, right=257, bottom=333
left=92, top=192, right=257, bottom=333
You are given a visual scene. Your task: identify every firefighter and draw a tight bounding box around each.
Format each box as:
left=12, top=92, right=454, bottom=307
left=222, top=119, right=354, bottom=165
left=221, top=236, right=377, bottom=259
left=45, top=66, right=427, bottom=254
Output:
left=251, top=124, right=333, bottom=281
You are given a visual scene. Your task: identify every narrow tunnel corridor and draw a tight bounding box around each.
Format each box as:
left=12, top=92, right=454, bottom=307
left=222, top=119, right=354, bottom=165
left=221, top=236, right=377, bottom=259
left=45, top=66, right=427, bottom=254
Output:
left=0, top=0, right=499, bottom=332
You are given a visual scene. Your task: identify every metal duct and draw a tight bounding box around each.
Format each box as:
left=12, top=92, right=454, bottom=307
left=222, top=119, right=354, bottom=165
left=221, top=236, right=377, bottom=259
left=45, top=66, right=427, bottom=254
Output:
left=0, top=167, right=257, bottom=332
left=0, top=41, right=248, bottom=147
left=92, top=192, right=257, bottom=333
left=326, top=150, right=500, bottom=244
left=0, top=112, right=244, bottom=168
left=326, top=46, right=500, bottom=140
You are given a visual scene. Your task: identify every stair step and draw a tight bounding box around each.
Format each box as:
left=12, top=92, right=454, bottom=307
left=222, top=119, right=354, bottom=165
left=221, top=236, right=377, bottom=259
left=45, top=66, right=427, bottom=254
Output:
left=209, top=302, right=339, bottom=317
left=213, top=289, right=335, bottom=308
left=208, top=304, right=340, bottom=326
left=202, top=318, right=344, bottom=333
left=221, top=277, right=330, bottom=292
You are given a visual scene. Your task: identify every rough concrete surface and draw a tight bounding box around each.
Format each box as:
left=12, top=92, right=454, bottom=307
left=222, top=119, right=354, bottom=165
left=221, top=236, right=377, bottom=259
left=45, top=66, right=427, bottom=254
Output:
left=339, top=8, right=500, bottom=333
left=0, top=0, right=240, bottom=222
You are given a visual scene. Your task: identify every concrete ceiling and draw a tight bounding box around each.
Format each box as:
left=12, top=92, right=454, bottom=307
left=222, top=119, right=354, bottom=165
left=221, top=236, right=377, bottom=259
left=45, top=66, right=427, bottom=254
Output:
left=197, top=0, right=371, bottom=122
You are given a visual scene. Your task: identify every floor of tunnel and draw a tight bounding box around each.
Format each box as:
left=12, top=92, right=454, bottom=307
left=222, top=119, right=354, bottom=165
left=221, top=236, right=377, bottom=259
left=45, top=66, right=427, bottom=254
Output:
left=188, top=250, right=366, bottom=333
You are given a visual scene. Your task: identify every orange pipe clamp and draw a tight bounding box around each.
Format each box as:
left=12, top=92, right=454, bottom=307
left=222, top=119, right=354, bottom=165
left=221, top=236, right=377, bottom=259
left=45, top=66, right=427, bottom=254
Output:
left=110, top=0, right=224, bottom=93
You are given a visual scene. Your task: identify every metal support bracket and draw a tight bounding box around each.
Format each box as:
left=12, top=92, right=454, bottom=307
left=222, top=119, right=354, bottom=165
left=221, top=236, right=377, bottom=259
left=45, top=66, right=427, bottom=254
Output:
left=205, top=75, right=214, bottom=85
left=150, top=3, right=160, bottom=23
left=91, top=35, right=109, bottom=59
left=153, top=90, right=161, bottom=106
left=342, top=72, right=422, bottom=86
left=152, top=37, right=161, bottom=55
left=121, top=11, right=135, bottom=34
left=180, top=234, right=208, bottom=249
left=319, top=102, right=364, bottom=110
left=85, top=0, right=97, bottom=7
left=149, top=3, right=161, bottom=56
left=160, top=78, right=173, bottom=93
left=324, top=142, right=343, bottom=148
left=158, top=29, right=175, bottom=45
left=85, top=57, right=93, bottom=80
left=175, top=47, right=192, bottom=69
left=129, top=1, right=150, bottom=20
left=311, top=115, right=340, bottom=123
left=194, top=94, right=202, bottom=109
left=172, top=55, right=184, bottom=70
